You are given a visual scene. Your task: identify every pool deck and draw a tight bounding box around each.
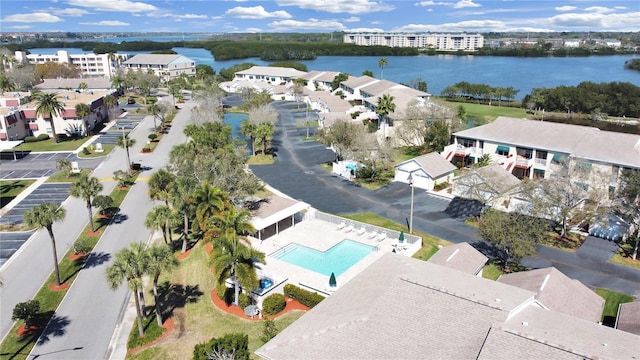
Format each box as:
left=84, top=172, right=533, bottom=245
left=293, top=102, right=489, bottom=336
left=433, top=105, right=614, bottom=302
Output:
left=248, top=218, right=411, bottom=296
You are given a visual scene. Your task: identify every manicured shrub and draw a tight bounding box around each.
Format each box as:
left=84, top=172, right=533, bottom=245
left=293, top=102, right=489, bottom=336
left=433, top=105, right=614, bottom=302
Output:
left=193, top=333, right=249, bottom=360
left=148, top=133, right=157, bottom=142
left=82, top=147, right=91, bottom=155
left=12, top=300, right=40, bottom=327
left=36, top=134, right=50, bottom=141
left=142, top=146, right=151, bottom=153
left=56, top=133, right=69, bottom=140
left=283, top=284, right=325, bottom=308
left=262, top=293, right=286, bottom=316
left=24, top=136, right=37, bottom=143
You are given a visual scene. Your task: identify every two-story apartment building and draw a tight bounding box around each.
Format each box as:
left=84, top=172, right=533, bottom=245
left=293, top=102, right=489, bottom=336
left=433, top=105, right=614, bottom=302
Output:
left=0, top=89, right=116, bottom=141
left=14, top=50, right=128, bottom=79
left=122, top=54, right=195, bottom=82
left=443, top=117, right=640, bottom=193
left=233, top=66, right=307, bottom=85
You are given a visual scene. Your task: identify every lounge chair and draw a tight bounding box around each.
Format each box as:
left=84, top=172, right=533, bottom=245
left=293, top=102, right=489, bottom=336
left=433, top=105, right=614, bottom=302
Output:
left=367, top=230, right=378, bottom=239
left=337, top=221, right=346, bottom=230
left=356, top=226, right=366, bottom=236
left=343, top=223, right=354, bottom=233
left=376, top=232, right=386, bottom=242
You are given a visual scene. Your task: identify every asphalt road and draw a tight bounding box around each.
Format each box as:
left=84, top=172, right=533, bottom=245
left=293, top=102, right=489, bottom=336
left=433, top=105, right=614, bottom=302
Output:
left=27, top=102, right=193, bottom=359
left=251, top=101, right=640, bottom=297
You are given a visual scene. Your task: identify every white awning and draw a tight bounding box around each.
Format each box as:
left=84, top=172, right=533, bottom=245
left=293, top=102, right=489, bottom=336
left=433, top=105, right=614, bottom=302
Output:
left=250, top=199, right=309, bottom=231
left=0, top=140, right=24, bottom=151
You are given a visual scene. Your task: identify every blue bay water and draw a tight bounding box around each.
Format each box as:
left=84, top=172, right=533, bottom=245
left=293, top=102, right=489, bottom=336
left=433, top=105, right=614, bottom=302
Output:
left=27, top=46, right=640, bottom=99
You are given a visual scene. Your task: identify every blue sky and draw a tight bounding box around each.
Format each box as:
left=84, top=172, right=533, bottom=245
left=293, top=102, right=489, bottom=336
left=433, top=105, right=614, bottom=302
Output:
left=1, top=0, right=638, bottom=33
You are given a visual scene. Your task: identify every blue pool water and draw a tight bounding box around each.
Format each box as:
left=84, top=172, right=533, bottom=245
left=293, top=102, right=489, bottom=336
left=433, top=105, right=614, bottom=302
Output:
left=272, top=240, right=376, bottom=276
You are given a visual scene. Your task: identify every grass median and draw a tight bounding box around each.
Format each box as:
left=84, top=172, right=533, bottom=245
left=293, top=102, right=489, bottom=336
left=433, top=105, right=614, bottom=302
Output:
left=0, top=176, right=137, bottom=360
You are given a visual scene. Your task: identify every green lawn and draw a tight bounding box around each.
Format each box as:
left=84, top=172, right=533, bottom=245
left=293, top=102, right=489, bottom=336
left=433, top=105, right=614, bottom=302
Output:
left=0, top=179, right=35, bottom=208
left=11, top=138, right=89, bottom=152
left=77, top=144, right=115, bottom=158
left=46, top=169, right=92, bottom=183
left=246, top=154, right=275, bottom=165
left=127, top=243, right=305, bottom=360
left=447, top=101, right=529, bottom=124
left=482, top=262, right=504, bottom=280
left=595, top=288, right=634, bottom=326
left=610, top=242, right=640, bottom=270
left=0, top=181, right=136, bottom=360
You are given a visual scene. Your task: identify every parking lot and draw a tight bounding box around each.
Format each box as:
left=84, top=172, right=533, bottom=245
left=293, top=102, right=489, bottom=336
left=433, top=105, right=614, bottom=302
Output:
left=0, top=169, right=58, bottom=179
left=0, top=231, right=34, bottom=267
left=0, top=183, right=71, bottom=226
left=95, top=119, right=142, bottom=145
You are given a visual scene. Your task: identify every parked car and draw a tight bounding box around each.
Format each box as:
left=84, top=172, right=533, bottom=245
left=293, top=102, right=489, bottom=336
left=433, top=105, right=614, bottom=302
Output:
left=127, top=97, right=135, bottom=104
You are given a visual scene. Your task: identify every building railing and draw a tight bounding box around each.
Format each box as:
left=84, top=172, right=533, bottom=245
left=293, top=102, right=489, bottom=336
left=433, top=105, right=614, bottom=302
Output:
left=311, top=211, right=422, bottom=245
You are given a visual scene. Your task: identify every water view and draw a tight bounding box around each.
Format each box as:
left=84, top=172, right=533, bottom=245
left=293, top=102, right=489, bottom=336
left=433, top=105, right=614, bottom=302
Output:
left=25, top=46, right=640, bottom=99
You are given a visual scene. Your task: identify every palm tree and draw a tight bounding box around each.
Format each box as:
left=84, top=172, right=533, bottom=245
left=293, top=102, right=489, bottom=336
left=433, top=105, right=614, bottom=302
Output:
left=148, top=169, right=176, bottom=206
left=145, top=205, right=173, bottom=245
left=34, top=91, right=66, bottom=143
left=0, top=74, right=15, bottom=93
left=70, top=174, right=103, bottom=233
left=255, top=122, right=275, bottom=155
left=106, top=242, right=149, bottom=336
left=213, top=205, right=255, bottom=241
left=147, top=103, right=161, bottom=132
left=117, top=134, right=136, bottom=174
left=376, top=93, right=396, bottom=138
left=75, top=103, right=91, bottom=134
left=194, top=182, right=226, bottom=231
left=239, top=120, right=257, bottom=155
left=103, top=94, right=117, bottom=121
left=169, top=176, right=198, bottom=253
left=111, top=75, right=125, bottom=95
left=210, top=235, right=265, bottom=306
left=146, top=245, right=178, bottom=326
left=78, top=82, right=88, bottom=92
left=378, top=57, right=388, bottom=79
left=23, top=203, right=66, bottom=286
left=56, top=158, right=72, bottom=177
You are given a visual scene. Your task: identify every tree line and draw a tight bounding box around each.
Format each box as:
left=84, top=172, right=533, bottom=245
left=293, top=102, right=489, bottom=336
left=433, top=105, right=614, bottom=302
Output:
left=441, top=81, right=519, bottom=105
left=522, top=81, right=640, bottom=118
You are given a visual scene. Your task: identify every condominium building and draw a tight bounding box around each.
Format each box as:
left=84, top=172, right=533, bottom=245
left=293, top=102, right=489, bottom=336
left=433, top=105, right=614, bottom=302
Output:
left=14, top=50, right=128, bottom=79
left=343, top=33, right=484, bottom=51
left=122, top=54, right=195, bottom=82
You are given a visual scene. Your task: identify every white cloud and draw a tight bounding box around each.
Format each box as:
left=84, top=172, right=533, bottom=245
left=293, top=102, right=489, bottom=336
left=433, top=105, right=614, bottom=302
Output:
left=225, top=6, right=292, bottom=19
left=395, top=19, right=505, bottom=32
left=555, top=6, right=577, bottom=12
left=51, top=8, right=90, bottom=17
left=245, top=27, right=263, bottom=33
left=346, top=27, right=385, bottom=32
left=584, top=6, right=615, bottom=14
left=79, top=20, right=130, bottom=26
left=276, top=0, right=394, bottom=14
left=177, top=14, right=209, bottom=19
left=66, top=0, right=157, bottom=13
left=268, top=18, right=346, bottom=30
left=2, top=12, right=63, bottom=23
left=415, top=0, right=480, bottom=8
left=8, top=25, right=33, bottom=29
left=344, top=16, right=360, bottom=23
left=547, top=11, right=640, bottom=30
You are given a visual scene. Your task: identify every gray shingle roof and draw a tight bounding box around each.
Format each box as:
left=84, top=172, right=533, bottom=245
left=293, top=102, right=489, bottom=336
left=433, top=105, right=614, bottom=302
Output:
left=341, top=75, right=377, bottom=88
left=427, top=242, right=488, bottom=275
left=235, top=66, right=306, bottom=78
left=396, top=152, right=456, bottom=178
left=497, top=267, right=604, bottom=323
left=616, top=301, right=640, bottom=335
left=123, top=54, right=187, bottom=65
left=457, top=164, right=522, bottom=195
left=453, top=117, right=640, bottom=169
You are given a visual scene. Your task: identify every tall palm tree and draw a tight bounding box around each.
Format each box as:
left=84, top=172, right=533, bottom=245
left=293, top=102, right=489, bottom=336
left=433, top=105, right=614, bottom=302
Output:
left=106, top=242, right=149, bottom=336
left=147, top=103, right=161, bottom=132
left=34, top=91, right=66, bottom=143
left=146, top=244, right=178, bottom=326
left=213, top=205, right=255, bottom=241
left=103, top=94, right=117, bottom=121
left=145, top=205, right=173, bottom=245
left=210, top=235, right=265, bottom=306
left=239, top=120, right=257, bottom=155
left=378, top=57, right=388, bottom=79
left=24, top=203, right=66, bottom=286
left=148, top=169, right=176, bottom=206
left=75, top=103, right=91, bottom=134
left=194, top=182, right=226, bottom=231
left=70, top=174, right=103, bottom=233
left=117, top=134, right=136, bottom=174
left=169, top=176, right=198, bottom=253
left=376, top=93, right=396, bottom=138
left=255, top=122, right=275, bottom=155
left=0, top=74, right=15, bottom=93
left=111, top=75, right=125, bottom=95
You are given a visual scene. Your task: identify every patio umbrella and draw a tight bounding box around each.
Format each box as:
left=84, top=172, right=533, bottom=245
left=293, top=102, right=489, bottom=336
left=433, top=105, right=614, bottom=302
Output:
left=399, top=231, right=405, bottom=244
left=329, top=272, right=337, bottom=288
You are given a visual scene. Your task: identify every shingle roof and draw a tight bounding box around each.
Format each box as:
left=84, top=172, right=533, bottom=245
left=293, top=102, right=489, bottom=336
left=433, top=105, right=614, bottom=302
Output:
left=308, top=91, right=352, bottom=113
left=427, top=242, right=488, bottom=275
left=341, top=75, right=378, bottom=89
left=235, top=66, right=307, bottom=78
left=497, top=267, right=604, bottom=322
left=396, top=152, right=456, bottom=178
left=256, top=254, right=535, bottom=360
left=453, top=117, right=640, bottom=169
left=123, top=54, right=186, bottom=65
left=34, top=78, right=112, bottom=90
left=299, top=70, right=342, bottom=82
left=477, top=326, right=584, bottom=360
left=616, top=301, right=640, bottom=335
left=457, top=164, right=522, bottom=195
left=359, top=79, right=397, bottom=95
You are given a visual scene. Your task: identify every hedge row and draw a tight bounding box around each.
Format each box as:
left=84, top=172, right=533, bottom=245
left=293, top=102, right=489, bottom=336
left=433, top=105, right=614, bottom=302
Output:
left=262, top=293, right=286, bottom=316
left=283, top=284, right=325, bottom=308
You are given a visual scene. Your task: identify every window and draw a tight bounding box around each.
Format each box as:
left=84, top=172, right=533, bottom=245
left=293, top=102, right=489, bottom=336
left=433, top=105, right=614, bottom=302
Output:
left=496, top=145, right=510, bottom=156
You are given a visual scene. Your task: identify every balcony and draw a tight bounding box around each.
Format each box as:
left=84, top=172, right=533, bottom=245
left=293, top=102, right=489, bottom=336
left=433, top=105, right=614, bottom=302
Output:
left=534, top=157, right=547, bottom=167
left=514, top=156, right=533, bottom=169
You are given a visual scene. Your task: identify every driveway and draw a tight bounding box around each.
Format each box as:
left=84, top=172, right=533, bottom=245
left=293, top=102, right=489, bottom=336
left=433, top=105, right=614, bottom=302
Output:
left=251, top=100, right=640, bottom=296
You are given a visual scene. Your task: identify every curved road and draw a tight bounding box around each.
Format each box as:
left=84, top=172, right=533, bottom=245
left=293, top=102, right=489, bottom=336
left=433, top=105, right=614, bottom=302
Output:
left=251, top=101, right=640, bottom=297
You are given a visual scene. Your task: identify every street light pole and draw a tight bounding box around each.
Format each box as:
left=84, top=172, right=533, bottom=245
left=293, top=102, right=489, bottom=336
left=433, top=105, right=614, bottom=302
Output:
left=408, top=174, right=414, bottom=233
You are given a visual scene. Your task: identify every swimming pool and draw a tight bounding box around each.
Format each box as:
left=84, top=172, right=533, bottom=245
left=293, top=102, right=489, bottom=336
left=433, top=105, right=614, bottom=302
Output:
left=271, top=240, right=376, bottom=276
